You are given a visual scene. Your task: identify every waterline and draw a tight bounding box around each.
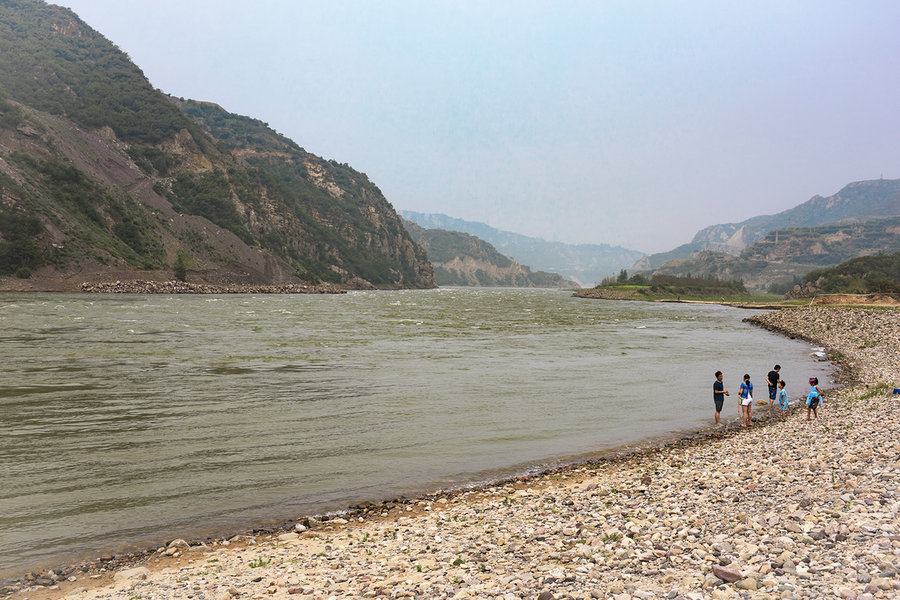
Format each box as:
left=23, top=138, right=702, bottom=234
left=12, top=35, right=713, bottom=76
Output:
left=0, top=289, right=830, bottom=576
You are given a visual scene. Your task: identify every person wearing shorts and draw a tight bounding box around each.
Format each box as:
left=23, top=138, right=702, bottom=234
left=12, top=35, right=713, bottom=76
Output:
left=713, top=371, right=730, bottom=425
left=766, top=365, right=781, bottom=415
left=739, top=373, right=753, bottom=427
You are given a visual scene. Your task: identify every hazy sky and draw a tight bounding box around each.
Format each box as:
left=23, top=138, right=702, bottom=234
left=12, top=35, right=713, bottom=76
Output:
left=58, top=1, right=900, bottom=253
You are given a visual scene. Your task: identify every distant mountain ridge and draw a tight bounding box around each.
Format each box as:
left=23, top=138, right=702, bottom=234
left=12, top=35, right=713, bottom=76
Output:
left=648, top=216, right=900, bottom=293
left=634, top=178, right=900, bottom=271
left=401, top=211, right=644, bottom=286
left=403, top=221, right=577, bottom=288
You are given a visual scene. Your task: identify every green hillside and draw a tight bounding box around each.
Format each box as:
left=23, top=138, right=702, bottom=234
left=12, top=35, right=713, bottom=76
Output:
left=798, top=252, right=900, bottom=295
left=0, top=1, right=196, bottom=144
left=402, top=211, right=644, bottom=286
left=169, top=99, right=429, bottom=286
left=405, top=221, right=574, bottom=287
left=0, top=0, right=433, bottom=290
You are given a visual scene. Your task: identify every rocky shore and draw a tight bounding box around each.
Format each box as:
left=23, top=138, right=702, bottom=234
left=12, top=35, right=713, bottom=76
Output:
left=5, top=307, right=899, bottom=600
left=79, top=281, right=347, bottom=294
left=572, top=288, right=635, bottom=301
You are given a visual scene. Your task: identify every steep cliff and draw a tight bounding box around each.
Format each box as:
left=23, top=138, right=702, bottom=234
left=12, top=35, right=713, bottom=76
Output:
left=402, top=211, right=643, bottom=286
left=405, top=221, right=576, bottom=288
left=0, top=0, right=434, bottom=290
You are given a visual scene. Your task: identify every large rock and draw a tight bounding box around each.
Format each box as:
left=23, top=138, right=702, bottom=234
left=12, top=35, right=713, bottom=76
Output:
left=712, top=564, right=743, bottom=583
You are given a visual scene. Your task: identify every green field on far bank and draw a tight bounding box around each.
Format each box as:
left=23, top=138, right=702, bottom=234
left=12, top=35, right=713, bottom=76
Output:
left=585, top=285, right=783, bottom=303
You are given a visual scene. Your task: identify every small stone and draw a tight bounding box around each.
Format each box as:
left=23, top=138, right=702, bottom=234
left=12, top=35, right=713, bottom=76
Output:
left=712, top=564, right=742, bottom=583
left=735, top=577, right=758, bottom=591
left=113, top=567, right=150, bottom=582
left=872, top=577, right=892, bottom=590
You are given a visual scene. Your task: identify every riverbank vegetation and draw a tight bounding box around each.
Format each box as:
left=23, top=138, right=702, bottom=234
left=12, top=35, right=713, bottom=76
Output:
left=580, top=271, right=777, bottom=302
left=800, top=251, right=900, bottom=294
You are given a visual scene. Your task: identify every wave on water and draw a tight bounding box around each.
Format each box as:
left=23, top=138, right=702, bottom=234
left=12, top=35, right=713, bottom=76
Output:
left=0, top=290, right=832, bottom=578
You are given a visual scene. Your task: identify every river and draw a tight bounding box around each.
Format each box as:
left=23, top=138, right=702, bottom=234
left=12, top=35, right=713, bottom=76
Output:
left=0, top=288, right=831, bottom=577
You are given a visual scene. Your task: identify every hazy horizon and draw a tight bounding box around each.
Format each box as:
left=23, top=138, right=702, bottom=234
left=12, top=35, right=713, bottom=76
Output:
left=58, top=1, right=900, bottom=254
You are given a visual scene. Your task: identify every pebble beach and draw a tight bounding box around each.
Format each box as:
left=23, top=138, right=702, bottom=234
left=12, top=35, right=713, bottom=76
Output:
left=6, top=306, right=900, bottom=600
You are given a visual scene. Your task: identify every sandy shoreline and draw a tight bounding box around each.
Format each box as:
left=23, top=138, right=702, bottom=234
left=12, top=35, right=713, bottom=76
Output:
left=5, top=306, right=899, bottom=600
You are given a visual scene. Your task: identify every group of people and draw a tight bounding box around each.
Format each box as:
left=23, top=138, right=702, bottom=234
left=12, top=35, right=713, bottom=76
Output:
left=713, top=365, right=823, bottom=427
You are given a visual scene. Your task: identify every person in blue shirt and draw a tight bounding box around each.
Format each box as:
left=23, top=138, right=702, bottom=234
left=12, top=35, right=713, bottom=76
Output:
left=777, top=380, right=789, bottom=420
left=806, top=377, right=822, bottom=420
left=739, top=373, right=754, bottom=427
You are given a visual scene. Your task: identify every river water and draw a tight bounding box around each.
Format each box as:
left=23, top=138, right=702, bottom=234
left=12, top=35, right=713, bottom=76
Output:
left=0, top=289, right=831, bottom=576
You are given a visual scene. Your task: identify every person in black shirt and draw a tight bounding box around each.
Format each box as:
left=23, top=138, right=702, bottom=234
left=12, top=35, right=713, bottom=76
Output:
left=713, top=370, right=730, bottom=425
left=766, top=365, right=781, bottom=416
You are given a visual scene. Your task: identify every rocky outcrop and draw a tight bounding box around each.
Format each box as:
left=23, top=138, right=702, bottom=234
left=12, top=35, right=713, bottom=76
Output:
left=434, top=255, right=574, bottom=287
left=633, top=180, right=900, bottom=273
left=403, top=210, right=643, bottom=286
left=784, top=280, right=824, bottom=299
left=572, top=287, right=635, bottom=300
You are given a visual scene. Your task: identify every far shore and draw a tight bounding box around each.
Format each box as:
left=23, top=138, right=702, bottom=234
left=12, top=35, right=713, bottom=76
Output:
left=0, top=279, right=349, bottom=295
left=3, top=306, right=899, bottom=600
left=574, top=286, right=900, bottom=310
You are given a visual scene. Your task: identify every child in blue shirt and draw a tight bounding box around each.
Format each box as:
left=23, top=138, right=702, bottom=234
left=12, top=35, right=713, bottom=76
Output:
left=806, top=377, right=822, bottom=420
left=777, top=380, right=788, bottom=420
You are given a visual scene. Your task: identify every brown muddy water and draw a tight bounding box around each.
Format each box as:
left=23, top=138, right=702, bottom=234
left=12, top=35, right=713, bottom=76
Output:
left=0, top=288, right=831, bottom=577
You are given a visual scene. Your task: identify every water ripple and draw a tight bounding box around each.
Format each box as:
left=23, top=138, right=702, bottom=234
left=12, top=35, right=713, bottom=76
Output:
left=0, top=289, right=832, bottom=578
